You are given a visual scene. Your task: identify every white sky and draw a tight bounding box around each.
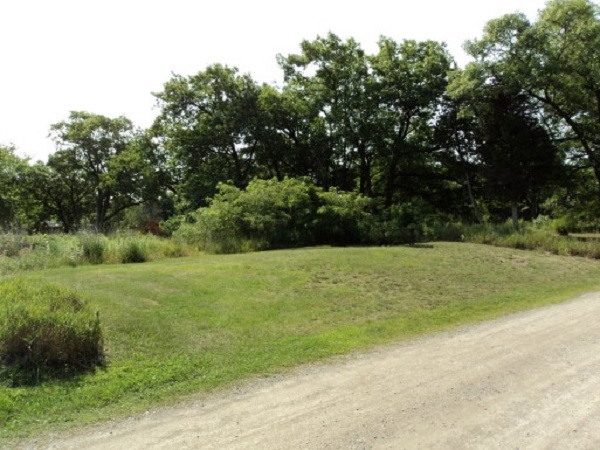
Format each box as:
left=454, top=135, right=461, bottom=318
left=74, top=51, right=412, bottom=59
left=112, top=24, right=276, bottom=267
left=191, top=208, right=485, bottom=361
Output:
left=1, top=0, right=552, bottom=162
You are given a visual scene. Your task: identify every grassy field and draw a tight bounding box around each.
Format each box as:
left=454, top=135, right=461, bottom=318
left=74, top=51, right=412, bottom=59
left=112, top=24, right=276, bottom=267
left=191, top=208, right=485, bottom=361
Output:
left=2, top=242, right=600, bottom=441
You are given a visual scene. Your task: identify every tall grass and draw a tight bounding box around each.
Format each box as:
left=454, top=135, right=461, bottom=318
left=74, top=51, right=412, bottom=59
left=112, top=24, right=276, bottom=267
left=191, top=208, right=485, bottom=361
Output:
left=0, top=232, right=195, bottom=274
left=463, top=223, right=600, bottom=259
left=0, top=279, right=104, bottom=386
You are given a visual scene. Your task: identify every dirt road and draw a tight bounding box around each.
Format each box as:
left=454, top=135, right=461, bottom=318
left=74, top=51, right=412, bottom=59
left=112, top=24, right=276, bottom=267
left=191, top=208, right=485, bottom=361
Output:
left=25, top=292, right=600, bottom=449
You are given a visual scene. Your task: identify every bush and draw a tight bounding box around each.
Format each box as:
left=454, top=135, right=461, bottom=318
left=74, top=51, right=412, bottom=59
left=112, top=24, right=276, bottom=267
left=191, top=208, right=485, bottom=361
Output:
left=79, top=233, right=107, bottom=264
left=175, top=178, right=374, bottom=253
left=314, top=189, right=373, bottom=246
left=120, top=239, right=148, bottom=263
left=0, top=279, right=104, bottom=386
left=552, top=216, right=575, bottom=236
left=0, top=234, right=24, bottom=257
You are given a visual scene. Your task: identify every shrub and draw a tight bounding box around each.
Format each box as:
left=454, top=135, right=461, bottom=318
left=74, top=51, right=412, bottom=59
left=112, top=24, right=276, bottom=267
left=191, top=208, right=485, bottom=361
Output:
left=0, top=234, right=23, bottom=257
left=175, top=178, right=374, bottom=253
left=552, top=216, right=575, bottom=236
left=79, top=233, right=107, bottom=264
left=120, top=239, right=148, bottom=263
left=314, top=189, right=373, bottom=246
left=0, top=279, right=104, bottom=386
left=423, top=222, right=465, bottom=242
left=162, top=240, right=186, bottom=258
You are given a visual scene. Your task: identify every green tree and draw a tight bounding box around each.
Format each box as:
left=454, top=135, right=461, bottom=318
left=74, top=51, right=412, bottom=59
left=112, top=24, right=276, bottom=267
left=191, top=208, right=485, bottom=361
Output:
left=254, top=84, right=320, bottom=182
left=464, top=0, right=600, bottom=199
left=50, top=111, right=152, bottom=231
left=153, top=65, right=261, bottom=210
left=369, top=38, right=452, bottom=207
left=43, top=152, right=94, bottom=233
left=279, top=33, right=376, bottom=193
left=475, top=89, right=561, bottom=229
left=434, top=95, right=485, bottom=223
left=0, top=145, right=31, bottom=230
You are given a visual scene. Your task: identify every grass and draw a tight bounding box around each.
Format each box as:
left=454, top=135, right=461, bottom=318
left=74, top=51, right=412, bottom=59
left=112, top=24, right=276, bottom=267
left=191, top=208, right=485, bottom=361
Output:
left=2, top=243, right=600, bottom=442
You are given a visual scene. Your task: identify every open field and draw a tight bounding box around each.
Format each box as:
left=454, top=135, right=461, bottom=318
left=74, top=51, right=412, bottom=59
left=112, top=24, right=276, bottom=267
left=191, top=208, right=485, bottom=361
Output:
left=3, top=242, right=600, bottom=443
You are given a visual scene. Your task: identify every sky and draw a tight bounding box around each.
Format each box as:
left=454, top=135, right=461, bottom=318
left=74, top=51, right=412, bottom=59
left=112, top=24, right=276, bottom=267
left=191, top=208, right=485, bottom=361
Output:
left=1, top=0, right=552, bottom=163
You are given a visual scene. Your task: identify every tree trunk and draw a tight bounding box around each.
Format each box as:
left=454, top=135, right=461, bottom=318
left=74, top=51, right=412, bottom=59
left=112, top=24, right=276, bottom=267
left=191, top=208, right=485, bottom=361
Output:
left=357, top=141, right=372, bottom=197
left=464, top=171, right=483, bottom=224
left=511, top=200, right=519, bottom=232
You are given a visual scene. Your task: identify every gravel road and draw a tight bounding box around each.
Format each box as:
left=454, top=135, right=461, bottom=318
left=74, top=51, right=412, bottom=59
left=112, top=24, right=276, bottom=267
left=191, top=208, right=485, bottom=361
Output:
left=22, top=292, right=600, bottom=449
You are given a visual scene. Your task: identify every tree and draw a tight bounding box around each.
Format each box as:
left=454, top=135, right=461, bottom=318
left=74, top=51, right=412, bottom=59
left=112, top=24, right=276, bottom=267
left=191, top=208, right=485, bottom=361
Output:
left=448, top=58, right=563, bottom=229
left=253, top=84, right=320, bottom=182
left=434, top=95, right=485, bottom=223
left=278, top=34, right=452, bottom=208
left=43, top=153, right=94, bottom=233
left=278, top=33, right=376, bottom=193
left=369, top=38, right=452, bottom=207
left=475, top=89, right=561, bottom=229
left=527, top=0, right=600, bottom=193
left=153, top=65, right=261, bottom=210
left=0, top=145, right=32, bottom=230
left=50, top=111, right=152, bottom=231
left=464, top=0, right=600, bottom=199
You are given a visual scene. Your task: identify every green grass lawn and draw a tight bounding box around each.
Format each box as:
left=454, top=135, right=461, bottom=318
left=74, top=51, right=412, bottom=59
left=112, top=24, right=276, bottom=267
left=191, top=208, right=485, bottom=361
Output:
left=3, top=243, right=600, bottom=441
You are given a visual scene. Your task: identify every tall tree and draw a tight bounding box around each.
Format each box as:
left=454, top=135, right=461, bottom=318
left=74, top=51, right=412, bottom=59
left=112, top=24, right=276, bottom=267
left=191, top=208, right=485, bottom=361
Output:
left=527, top=0, right=600, bottom=193
left=254, top=84, right=320, bottom=182
left=153, top=65, right=260, bottom=210
left=0, top=145, right=32, bottom=230
left=464, top=0, right=600, bottom=198
left=41, top=155, right=94, bottom=233
left=370, top=38, right=452, bottom=207
left=434, top=95, right=485, bottom=223
left=476, top=89, right=560, bottom=229
left=50, top=111, right=150, bottom=231
left=278, top=33, right=375, bottom=193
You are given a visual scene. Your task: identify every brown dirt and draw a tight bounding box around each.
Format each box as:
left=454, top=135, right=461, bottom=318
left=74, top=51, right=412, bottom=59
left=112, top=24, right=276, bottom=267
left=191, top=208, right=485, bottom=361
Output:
left=17, top=292, right=600, bottom=449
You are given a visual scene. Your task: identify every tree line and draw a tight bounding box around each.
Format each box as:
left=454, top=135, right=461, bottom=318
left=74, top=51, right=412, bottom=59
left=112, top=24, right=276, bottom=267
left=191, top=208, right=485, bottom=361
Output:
left=1, top=0, right=599, bottom=234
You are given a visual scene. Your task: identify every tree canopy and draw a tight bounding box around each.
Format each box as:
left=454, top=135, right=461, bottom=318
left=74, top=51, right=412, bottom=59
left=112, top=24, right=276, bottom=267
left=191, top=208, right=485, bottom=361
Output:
left=2, top=0, right=599, bottom=233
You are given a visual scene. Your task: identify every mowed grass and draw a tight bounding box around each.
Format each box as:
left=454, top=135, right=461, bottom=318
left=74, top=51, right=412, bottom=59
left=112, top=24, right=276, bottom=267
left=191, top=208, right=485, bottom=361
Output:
left=3, top=243, right=600, bottom=441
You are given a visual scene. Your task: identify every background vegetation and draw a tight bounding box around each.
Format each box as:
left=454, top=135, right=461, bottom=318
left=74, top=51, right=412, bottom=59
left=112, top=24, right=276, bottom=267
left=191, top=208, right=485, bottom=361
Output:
left=1, top=0, right=599, bottom=237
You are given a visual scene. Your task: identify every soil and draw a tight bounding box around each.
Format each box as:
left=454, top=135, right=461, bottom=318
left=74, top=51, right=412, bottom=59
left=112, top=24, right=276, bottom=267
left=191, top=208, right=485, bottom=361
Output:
left=16, top=292, right=600, bottom=449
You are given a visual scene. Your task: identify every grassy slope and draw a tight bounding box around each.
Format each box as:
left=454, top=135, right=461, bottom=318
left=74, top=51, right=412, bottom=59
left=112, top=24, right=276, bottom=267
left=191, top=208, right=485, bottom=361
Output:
left=2, top=243, right=600, bottom=441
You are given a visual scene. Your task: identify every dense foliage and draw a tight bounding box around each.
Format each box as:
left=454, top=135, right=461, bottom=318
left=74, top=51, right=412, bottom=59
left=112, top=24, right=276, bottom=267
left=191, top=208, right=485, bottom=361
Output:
left=175, top=178, right=372, bottom=253
left=2, top=0, right=599, bottom=234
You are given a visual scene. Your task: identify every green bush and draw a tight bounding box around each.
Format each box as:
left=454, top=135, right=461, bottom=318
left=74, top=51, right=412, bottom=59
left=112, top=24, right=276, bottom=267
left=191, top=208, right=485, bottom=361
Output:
left=120, top=239, right=148, bottom=263
left=314, top=189, right=373, bottom=246
left=79, top=233, right=107, bottom=264
left=0, top=279, right=104, bottom=386
left=162, top=240, right=186, bottom=258
left=460, top=223, right=600, bottom=259
left=552, top=216, right=575, bottom=236
left=0, top=234, right=23, bottom=257
left=423, top=222, right=465, bottom=242
left=175, top=178, right=374, bottom=253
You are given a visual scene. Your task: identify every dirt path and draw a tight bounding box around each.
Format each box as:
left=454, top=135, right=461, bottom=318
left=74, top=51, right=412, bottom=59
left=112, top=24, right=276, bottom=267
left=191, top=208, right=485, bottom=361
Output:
left=21, top=292, right=600, bottom=449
